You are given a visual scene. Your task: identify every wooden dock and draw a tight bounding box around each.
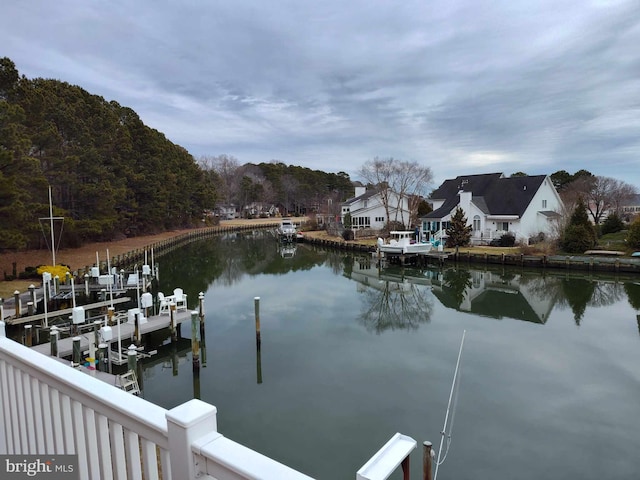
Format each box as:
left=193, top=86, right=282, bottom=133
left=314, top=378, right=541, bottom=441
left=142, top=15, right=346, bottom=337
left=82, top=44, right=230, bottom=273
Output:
left=32, top=309, right=194, bottom=358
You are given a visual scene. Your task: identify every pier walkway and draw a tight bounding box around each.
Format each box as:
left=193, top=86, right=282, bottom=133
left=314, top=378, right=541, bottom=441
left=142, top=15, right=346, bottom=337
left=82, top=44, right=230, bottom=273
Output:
left=32, top=309, right=193, bottom=358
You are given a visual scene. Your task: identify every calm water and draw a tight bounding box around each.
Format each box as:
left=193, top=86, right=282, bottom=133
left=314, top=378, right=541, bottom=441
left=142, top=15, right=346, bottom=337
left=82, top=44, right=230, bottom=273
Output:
left=140, top=231, right=640, bottom=480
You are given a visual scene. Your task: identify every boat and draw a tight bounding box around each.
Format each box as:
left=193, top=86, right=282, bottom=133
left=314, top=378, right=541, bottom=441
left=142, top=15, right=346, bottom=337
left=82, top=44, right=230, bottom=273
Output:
left=377, top=231, right=433, bottom=255
left=277, top=218, right=298, bottom=242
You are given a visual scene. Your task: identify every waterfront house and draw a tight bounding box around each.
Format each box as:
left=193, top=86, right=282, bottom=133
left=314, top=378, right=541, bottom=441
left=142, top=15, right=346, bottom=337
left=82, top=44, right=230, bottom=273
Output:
left=421, top=173, right=563, bottom=245
left=341, top=185, right=412, bottom=230
left=621, top=193, right=640, bottom=222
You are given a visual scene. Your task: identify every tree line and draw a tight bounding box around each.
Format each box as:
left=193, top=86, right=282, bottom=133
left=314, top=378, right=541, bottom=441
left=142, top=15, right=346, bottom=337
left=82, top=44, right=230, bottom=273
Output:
left=0, top=57, right=354, bottom=252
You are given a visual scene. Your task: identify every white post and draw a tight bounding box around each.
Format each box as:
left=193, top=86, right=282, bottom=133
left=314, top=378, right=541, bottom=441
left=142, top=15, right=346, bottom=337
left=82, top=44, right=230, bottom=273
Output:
left=0, top=320, right=5, bottom=337
left=166, top=399, right=219, bottom=480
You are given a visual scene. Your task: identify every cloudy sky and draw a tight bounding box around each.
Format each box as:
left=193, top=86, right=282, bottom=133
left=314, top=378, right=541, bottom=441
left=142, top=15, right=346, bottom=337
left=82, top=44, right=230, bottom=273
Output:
left=2, top=0, right=639, bottom=188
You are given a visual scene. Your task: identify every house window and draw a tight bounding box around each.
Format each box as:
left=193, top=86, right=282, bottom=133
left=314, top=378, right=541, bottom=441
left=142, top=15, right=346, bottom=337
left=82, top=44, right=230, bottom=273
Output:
left=473, top=215, right=481, bottom=232
left=500, top=222, right=509, bottom=231
left=542, top=199, right=547, bottom=208
left=375, top=216, right=385, bottom=222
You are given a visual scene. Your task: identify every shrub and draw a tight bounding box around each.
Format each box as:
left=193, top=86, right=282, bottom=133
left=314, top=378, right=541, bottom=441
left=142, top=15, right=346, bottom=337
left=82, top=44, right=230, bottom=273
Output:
left=560, top=224, right=596, bottom=253
left=601, top=213, right=624, bottom=236
left=627, top=218, right=640, bottom=250
left=342, top=229, right=355, bottom=241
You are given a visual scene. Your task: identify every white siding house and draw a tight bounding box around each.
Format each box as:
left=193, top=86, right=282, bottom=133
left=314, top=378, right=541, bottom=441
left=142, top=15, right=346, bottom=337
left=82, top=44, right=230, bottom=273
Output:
left=341, top=186, right=412, bottom=230
left=421, top=173, right=563, bottom=244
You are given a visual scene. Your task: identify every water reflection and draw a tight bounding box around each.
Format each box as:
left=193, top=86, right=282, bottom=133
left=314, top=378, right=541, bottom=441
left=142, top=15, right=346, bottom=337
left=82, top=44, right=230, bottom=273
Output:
left=140, top=230, right=640, bottom=480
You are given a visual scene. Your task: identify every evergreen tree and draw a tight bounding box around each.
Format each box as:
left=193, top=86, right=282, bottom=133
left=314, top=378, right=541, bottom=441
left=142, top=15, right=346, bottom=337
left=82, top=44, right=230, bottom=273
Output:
left=446, top=207, right=472, bottom=247
left=559, top=196, right=597, bottom=253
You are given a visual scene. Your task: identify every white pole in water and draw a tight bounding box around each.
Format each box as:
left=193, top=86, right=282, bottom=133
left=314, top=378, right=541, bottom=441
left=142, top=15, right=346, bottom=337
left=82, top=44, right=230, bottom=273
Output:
left=49, top=186, right=56, bottom=266
left=434, top=330, right=466, bottom=480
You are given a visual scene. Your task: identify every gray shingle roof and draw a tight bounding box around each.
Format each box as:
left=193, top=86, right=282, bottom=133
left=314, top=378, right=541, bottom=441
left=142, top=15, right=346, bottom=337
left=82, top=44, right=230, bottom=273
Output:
left=425, top=173, right=547, bottom=219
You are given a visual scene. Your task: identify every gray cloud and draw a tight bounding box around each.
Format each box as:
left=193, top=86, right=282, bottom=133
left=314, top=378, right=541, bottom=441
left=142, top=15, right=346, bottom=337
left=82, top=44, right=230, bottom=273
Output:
left=1, top=0, right=639, bottom=188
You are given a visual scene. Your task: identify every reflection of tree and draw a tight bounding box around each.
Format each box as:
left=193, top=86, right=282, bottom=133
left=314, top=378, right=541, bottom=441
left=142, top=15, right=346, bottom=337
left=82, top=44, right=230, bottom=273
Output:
left=559, top=278, right=595, bottom=325
left=624, top=282, right=640, bottom=310
left=442, top=268, right=472, bottom=308
left=358, top=279, right=433, bottom=334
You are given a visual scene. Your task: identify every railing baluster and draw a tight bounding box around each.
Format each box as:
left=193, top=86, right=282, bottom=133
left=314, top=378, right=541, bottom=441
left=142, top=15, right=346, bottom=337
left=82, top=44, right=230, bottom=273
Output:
left=72, top=400, right=89, bottom=479
left=31, top=376, right=45, bottom=453
left=60, top=393, right=74, bottom=453
left=125, top=429, right=143, bottom=480
left=141, top=437, right=159, bottom=480
left=0, top=360, right=14, bottom=454
left=85, top=409, right=101, bottom=480
left=40, top=383, right=55, bottom=453
left=109, top=423, right=127, bottom=480
left=96, top=413, right=114, bottom=480
left=14, top=367, right=28, bottom=452
left=50, top=389, right=65, bottom=454
left=23, top=374, right=36, bottom=453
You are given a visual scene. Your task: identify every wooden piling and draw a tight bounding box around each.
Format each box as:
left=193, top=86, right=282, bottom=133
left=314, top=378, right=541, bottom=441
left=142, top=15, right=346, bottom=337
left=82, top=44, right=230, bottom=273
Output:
left=29, top=284, right=36, bottom=306
left=97, top=343, right=107, bottom=372
left=134, top=313, right=141, bottom=346
left=14, top=290, right=20, bottom=317
left=170, top=303, right=177, bottom=342
left=423, top=441, right=433, bottom=480
left=254, top=296, right=261, bottom=351
left=24, top=324, right=33, bottom=346
left=50, top=328, right=59, bottom=357
left=72, top=337, right=81, bottom=366
left=198, top=292, right=206, bottom=367
left=191, top=311, right=200, bottom=371
left=127, top=344, right=137, bottom=373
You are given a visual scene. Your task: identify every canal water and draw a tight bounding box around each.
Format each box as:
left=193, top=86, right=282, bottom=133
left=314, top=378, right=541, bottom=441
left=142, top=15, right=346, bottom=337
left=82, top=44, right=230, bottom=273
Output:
left=140, top=230, right=640, bottom=480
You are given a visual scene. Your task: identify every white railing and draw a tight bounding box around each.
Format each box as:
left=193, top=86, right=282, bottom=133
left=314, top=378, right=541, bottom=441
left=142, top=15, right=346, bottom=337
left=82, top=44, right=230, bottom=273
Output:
left=0, top=321, right=314, bottom=480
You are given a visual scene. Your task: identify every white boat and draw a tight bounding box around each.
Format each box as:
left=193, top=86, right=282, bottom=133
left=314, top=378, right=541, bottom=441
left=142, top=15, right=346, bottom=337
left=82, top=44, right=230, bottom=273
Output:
left=277, top=218, right=297, bottom=242
left=377, top=231, right=432, bottom=255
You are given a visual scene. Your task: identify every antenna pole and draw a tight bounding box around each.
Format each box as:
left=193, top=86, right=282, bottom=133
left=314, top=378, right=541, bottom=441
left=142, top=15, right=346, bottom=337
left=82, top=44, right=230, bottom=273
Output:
left=434, top=330, right=466, bottom=480
left=49, top=185, right=56, bottom=266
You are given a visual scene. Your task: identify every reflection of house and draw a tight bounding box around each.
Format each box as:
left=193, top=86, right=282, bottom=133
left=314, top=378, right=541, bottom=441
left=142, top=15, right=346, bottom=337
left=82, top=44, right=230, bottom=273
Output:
left=431, top=270, right=555, bottom=324
left=341, top=185, right=411, bottom=230
left=421, top=173, right=563, bottom=244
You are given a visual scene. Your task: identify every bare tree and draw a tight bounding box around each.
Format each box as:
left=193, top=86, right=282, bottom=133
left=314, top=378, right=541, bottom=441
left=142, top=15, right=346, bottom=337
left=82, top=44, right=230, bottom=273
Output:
left=200, top=154, right=240, bottom=204
left=562, top=175, right=638, bottom=224
left=358, top=157, right=433, bottom=227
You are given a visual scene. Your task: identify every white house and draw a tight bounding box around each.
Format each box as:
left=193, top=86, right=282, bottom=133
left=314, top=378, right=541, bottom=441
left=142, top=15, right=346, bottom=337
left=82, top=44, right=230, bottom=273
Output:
left=421, top=173, right=563, bottom=244
left=341, top=185, right=412, bottom=230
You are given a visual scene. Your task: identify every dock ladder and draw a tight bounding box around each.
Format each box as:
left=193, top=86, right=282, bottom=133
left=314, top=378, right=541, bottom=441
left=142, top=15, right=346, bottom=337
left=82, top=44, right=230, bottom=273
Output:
left=116, top=371, right=141, bottom=395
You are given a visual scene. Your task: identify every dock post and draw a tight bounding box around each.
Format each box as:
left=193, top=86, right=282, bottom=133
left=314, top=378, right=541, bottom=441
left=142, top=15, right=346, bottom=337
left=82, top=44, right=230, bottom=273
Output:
left=24, top=324, right=33, bottom=346
left=127, top=344, right=137, bottom=373
left=191, top=311, right=200, bottom=371
left=0, top=298, right=4, bottom=321
left=97, top=343, right=107, bottom=372
left=72, top=337, right=81, bottom=367
left=27, top=301, right=34, bottom=316
left=170, top=303, right=177, bottom=342
left=28, top=284, right=36, bottom=307
left=423, top=441, right=433, bottom=480
left=14, top=290, right=20, bottom=317
left=93, top=320, right=102, bottom=348
left=107, top=306, right=115, bottom=325
left=198, top=292, right=206, bottom=367
left=134, top=312, right=141, bottom=346
left=53, top=276, right=59, bottom=295
left=50, top=327, right=59, bottom=357
left=84, top=274, right=89, bottom=296
left=254, top=296, right=261, bottom=351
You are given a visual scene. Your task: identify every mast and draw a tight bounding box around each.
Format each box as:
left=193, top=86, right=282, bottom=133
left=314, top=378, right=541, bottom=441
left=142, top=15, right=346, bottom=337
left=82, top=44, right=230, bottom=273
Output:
left=49, top=185, right=56, bottom=266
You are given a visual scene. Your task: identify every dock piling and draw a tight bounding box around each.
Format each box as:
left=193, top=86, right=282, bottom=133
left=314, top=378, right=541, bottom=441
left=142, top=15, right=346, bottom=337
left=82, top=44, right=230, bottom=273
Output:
left=14, top=290, right=20, bottom=317
left=50, top=327, right=59, bottom=357
left=24, top=324, right=33, bottom=346
left=254, top=296, right=261, bottom=351
left=423, top=441, right=433, bottom=480
left=72, top=336, right=81, bottom=367
left=191, top=311, right=200, bottom=371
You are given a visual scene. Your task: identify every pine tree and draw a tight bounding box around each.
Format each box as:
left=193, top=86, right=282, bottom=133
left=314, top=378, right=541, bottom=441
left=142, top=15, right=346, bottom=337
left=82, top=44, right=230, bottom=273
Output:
left=559, top=196, right=597, bottom=253
left=446, top=207, right=472, bottom=247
